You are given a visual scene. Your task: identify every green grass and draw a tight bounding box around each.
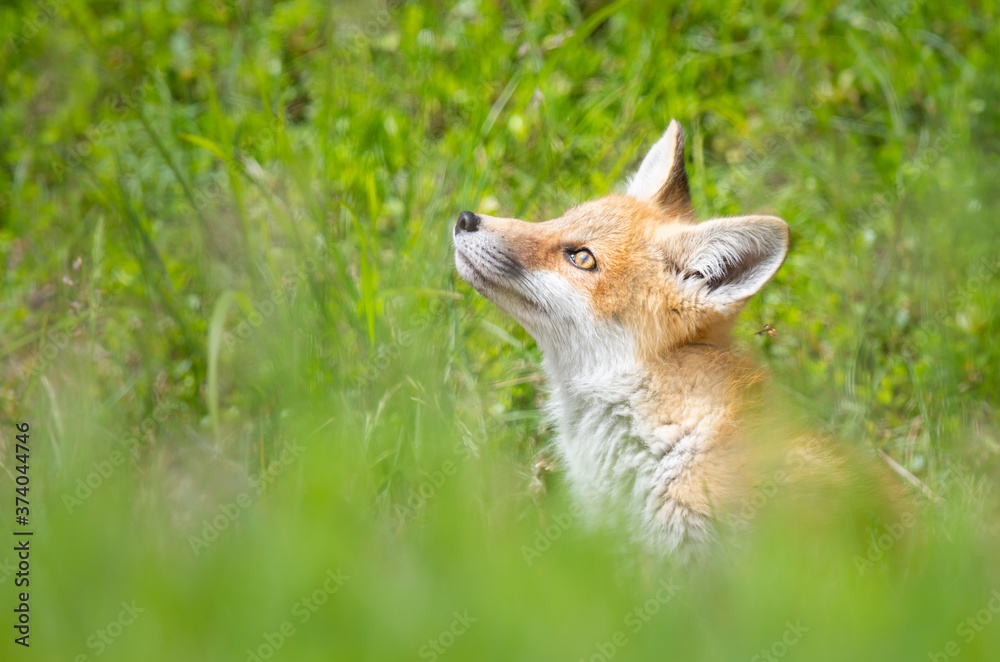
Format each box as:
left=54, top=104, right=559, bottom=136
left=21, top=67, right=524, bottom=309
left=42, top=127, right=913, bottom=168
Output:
left=2, top=0, right=1000, bottom=660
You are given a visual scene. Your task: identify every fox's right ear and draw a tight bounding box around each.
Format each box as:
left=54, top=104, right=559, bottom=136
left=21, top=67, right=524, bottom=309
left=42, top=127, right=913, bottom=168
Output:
left=626, top=119, right=694, bottom=218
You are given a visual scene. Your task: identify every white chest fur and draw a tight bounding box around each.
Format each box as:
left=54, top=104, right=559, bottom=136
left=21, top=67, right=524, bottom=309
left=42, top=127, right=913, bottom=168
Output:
left=545, top=369, right=720, bottom=553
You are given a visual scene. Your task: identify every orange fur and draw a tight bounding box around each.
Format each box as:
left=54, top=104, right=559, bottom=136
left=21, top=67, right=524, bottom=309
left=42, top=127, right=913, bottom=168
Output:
left=454, top=120, right=907, bottom=554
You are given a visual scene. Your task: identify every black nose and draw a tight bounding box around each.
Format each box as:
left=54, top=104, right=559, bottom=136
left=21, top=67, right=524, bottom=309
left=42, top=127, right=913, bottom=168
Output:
left=455, top=210, right=480, bottom=234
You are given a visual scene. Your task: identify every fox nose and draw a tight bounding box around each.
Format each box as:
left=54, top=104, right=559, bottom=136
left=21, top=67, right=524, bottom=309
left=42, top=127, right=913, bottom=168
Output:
left=455, top=210, right=480, bottom=234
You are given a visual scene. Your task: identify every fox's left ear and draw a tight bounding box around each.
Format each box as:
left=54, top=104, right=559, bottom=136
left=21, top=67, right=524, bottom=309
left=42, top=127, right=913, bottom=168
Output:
left=665, top=215, right=789, bottom=310
left=626, top=119, right=694, bottom=218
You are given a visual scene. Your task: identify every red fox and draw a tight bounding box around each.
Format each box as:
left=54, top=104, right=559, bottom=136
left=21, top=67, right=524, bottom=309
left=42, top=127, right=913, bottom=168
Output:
left=453, top=121, right=903, bottom=555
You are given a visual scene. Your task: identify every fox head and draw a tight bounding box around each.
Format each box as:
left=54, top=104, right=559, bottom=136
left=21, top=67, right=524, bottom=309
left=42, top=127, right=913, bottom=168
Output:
left=453, top=120, right=788, bottom=381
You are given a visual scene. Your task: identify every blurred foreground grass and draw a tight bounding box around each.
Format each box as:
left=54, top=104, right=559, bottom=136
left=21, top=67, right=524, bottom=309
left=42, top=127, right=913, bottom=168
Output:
left=1, top=0, right=1000, bottom=660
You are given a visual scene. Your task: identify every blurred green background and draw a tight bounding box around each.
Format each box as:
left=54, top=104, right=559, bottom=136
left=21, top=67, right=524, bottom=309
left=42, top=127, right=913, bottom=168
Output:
left=2, top=0, right=999, bottom=660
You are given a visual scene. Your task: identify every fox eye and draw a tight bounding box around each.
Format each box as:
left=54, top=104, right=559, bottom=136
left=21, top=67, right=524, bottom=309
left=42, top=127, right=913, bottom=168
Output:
left=568, top=249, right=597, bottom=271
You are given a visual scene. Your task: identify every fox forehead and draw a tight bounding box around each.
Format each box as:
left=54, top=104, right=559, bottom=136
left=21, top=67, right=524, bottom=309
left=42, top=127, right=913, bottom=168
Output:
left=497, top=195, right=684, bottom=263
left=502, top=194, right=686, bottom=284
left=559, top=194, right=669, bottom=237
left=552, top=194, right=685, bottom=242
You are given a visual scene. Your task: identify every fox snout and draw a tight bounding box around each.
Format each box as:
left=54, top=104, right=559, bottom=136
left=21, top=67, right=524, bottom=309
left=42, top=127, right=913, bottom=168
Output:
left=452, top=211, right=539, bottom=321
left=455, top=210, right=480, bottom=234
left=452, top=211, right=528, bottom=284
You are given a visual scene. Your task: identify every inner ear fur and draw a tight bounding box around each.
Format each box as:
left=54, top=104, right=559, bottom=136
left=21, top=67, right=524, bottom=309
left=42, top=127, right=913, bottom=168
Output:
left=663, top=215, right=789, bottom=309
left=626, top=119, right=694, bottom=220
left=654, top=123, right=691, bottom=216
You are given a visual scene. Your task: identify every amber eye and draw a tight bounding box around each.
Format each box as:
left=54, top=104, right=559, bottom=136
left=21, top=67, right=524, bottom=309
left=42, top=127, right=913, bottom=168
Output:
left=568, top=249, right=597, bottom=271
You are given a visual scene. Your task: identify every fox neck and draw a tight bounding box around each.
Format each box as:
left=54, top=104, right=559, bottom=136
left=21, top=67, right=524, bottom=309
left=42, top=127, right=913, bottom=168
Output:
left=540, top=336, right=747, bottom=552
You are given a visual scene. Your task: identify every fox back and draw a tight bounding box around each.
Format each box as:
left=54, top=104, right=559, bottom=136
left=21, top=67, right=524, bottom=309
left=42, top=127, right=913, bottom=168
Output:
left=453, top=121, right=792, bottom=553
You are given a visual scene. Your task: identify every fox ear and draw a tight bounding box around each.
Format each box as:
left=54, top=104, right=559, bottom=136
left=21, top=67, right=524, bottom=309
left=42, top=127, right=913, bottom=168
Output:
left=666, top=215, right=789, bottom=309
left=626, top=119, right=693, bottom=217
